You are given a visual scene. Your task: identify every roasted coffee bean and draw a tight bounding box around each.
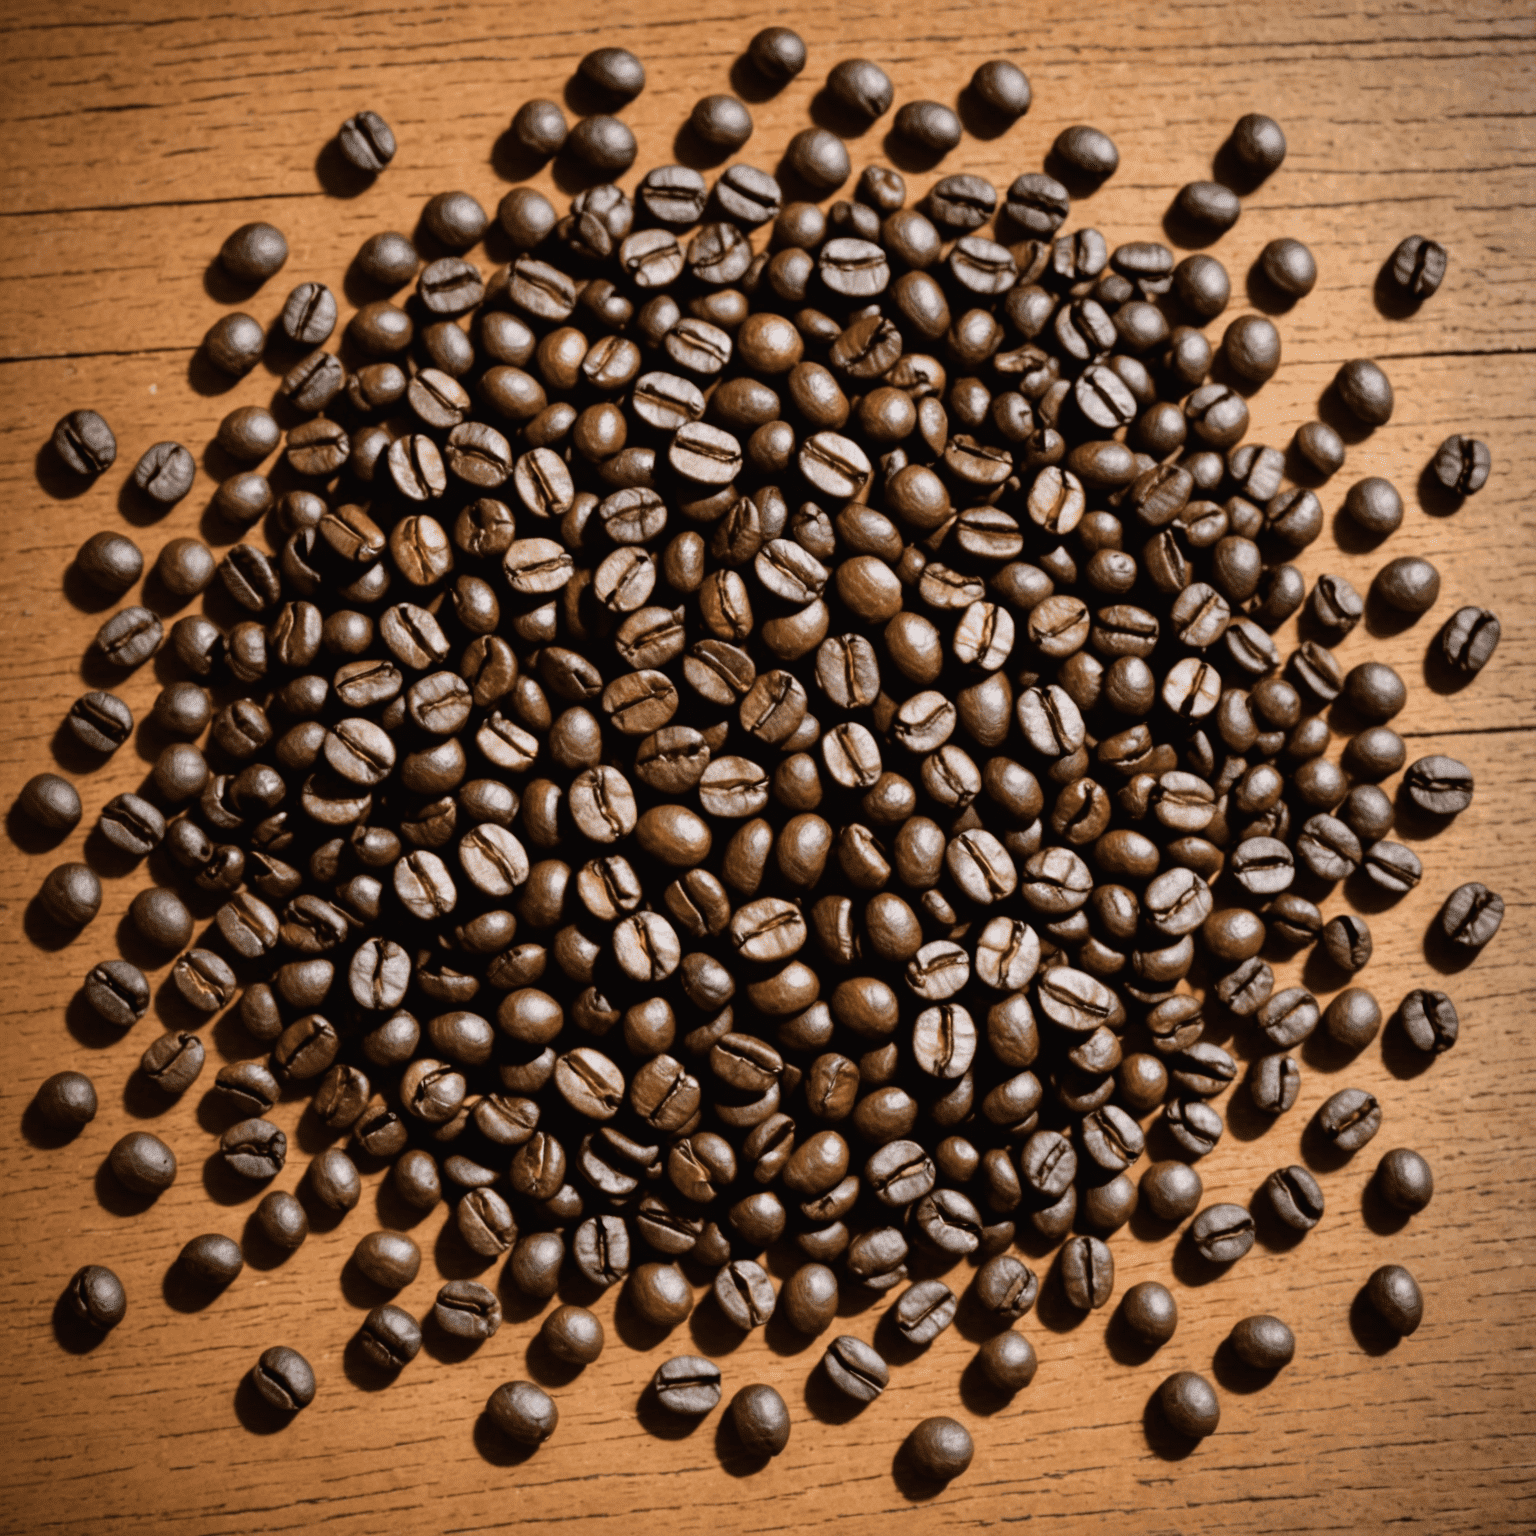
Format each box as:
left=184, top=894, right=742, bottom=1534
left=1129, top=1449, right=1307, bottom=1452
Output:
left=653, top=1355, right=721, bottom=1416
left=1121, top=1280, right=1178, bottom=1345
left=40, top=863, right=102, bottom=926
left=1058, top=1235, right=1113, bottom=1309
left=823, top=1335, right=888, bottom=1401
left=1398, top=988, right=1458, bottom=1054
left=904, top=1417, right=973, bottom=1482
left=34, top=1070, right=97, bottom=1130
left=1376, top=1148, right=1434, bottom=1214
left=1157, top=1370, right=1220, bottom=1438
left=1439, top=882, right=1504, bottom=948
left=1404, top=755, right=1473, bottom=815
left=110, top=1130, right=176, bottom=1194
left=54, top=410, right=119, bottom=475
left=132, top=441, right=195, bottom=504
left=1316, top=1087, right=1382, bottom=1152
left=66, top=1265, right=126, bottom=1331
left=1365, top=1264, right=1423, bottom=1336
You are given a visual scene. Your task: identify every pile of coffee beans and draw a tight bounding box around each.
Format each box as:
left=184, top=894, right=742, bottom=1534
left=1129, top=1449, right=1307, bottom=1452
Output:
left=26, top=27, right=1501, bottom=1481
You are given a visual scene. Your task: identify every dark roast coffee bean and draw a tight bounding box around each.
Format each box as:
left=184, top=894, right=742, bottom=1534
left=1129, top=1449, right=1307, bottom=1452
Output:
left=1316, top=1087, right=1382, bottom=1152
left=730, top=1383, right=790, bottom=1457
left=338, top=110, right=395, bottom=171
left=1439, top=606, right=1500, bottom=674
left=251, top=1346, right=315, bottom=1411
left=358, top=1304, right=422, bottom=1370
left=1439, top=882, right=1503, bottom=949
left=76, top=530, right=142, bottom=594
left=1058, top=1235, right=1113, bottom=1309
left=180, top=1233, right=243, bottom=1287
left=40, top=863, right=102, bottom=926
left=1265, top=1165, right=1324, bottom=1231
left=35, top=1070, right=97, bottom=1129
left=1158, top=1370, right=1220, bottom=1438
left=1365, top=1264, right=1423, bottom=1336
left=1189, top=1203, right=1255, bottom=1262
left=1259, top=238, right=1315, bottom=297
left=1398, top=988, right=1458, bottom=1054
left=904, top=1417, right=973, bottom=1482
left=66, top=1265, right=126, bottom=1331
left=823, top=1335, right=888, bottom=1402
left=110, top=1130, right=176, bottom=1193
left=18, top=772, right=81, bottom=833
left=1121, top=1280, right=1178, bottom=1344
left=970, top=59, right=1031, bottom=120
left=1403, top=755, right=1473, bottom=815
left=1231, top=112, right=1286, bottom=173
left=1376, top=1148, right=1434, bottom=1214
left=893, top=1279, right=957, bottom=1344
left=84, top=959, right=149, bottom=1026
left=826, top=58, right=892, bottom=121
left=53, top=409, right=118, bottom=475
left=977, top=1330, right=1037, bottom=1392
left=1054, top=124, right=1118, bottom=178
left=1229, top=1315, right=1294, bottom=1370
left=568, top=115, right=637, bottom=174
left=255, top=1190, right=308, bottom=1251
left=653, top=1355, right=721, bottom=1416
left=434, top=1279, right=501, bottom=1340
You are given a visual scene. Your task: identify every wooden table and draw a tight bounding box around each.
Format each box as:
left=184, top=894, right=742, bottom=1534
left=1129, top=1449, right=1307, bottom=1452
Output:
left=2, top=2, right=1533, bottom=1530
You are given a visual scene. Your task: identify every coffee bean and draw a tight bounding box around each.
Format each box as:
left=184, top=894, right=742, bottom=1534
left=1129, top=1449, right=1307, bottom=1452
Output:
left=1439, top=882, right=1504, bottom=949
left=1316, top=1087, right=1382, bottom=1152
left=358, top=1304, right=421, bottom=1370
left=110, top=1130, right=176, bottom=1193
left=653, top=1354, right=721, bottom=1415
left=35, top=1070, right=97, bottom=1130
left=180, top=1234, right=243, bottom=1287
left=1058, top=1234, right=1113, bottom=1308
left=904, top=1417, right=973, bottom=1482
left=826, top=58, right=892, bottom=121
left=1403, top=754, right=1473, bottom=815
left=1158, top=1370, right=1220, bottom=1438
left=1365, top=1264, right=1423, bottom=1336
left=434, top=1279, right=501, bottom=1340
left=893, top=1279, right=957, bottom=1344
left=1388, top=234, right=1447, bottom=298
left=338, top=110, right=395, bottom=171
left=18, top=772, right=81, bottom=833
left=729, top=1383, right=790, bottom=1457
left=1229, top=1315, right=1294, bottom=1370
left=66, top=1265, right=126, bottom=1331
left=53, top=409, right=118, bottom=475
left=40, top=863, right=102, bottom=926
left=1121, top=1280, right=1177, bottom=1345
left=1373, top=555, right=1440, bottom=614
left=255, top=1190, right=309, bottom=1251
left=823, top=1335, right=888, bottom=1401
left=1054, top=124, right=1118, bottom=178
left=977, top=1330, right=1038, bottom=1392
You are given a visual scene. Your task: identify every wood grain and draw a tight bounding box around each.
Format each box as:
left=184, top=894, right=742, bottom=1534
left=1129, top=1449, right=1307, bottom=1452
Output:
left=1, top=2, right=1533, bottom=1532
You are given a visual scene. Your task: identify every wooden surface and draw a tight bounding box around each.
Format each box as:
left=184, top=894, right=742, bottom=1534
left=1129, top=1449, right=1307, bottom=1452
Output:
left=2, top=2, right=1534, bottom=1531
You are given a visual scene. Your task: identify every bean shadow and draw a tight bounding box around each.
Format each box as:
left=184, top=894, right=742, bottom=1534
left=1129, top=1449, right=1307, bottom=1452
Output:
left=550, top=147, right=615, bottom=197
left=672, top=122, right=734, bottom=173
left=239, top=1212, right=298, bottom=1271
left=880, top=130, right=948, bottom=177
left=1421, top=916, right=1484, bottom=977
left=1298, top=1114, right=1357, bottom=1175
left=1042, top=149, right=1109, bottom=202
left=1415, top=459, right=1465, bottom=519
left=24, top=895, right=91, bottom=953
left=1380, top=1014, right=1437, bottom=1081
left=315, top=138, right=376, bottom=199
left=1224, top=1082, right=1281, bottom=1144
left=1141, top=1391, right=1200, bottom=1460
left=1161, top=203, right=1226, bottom=254
left=52, top=1293, right=111, bottom=1355
left=1372, top=262, right=1424, bottom=321
left=1243, top=261, right=1302, bottom=316
left=1315, top=384, right=1376, bottom=447
left=713, top=1409, right=773, bottom=1478
left=1361, top=1175, right=1413, bottom=1236
left=339, top=1255, right=399, bottom=1312
left=21, top=1094, right=91, bottom=1149
left=1348, top=1287, right=1403, bottom=1356
left=1248, top=1185, right=1308, bottom=1255
left=342, top=1331, right=403, bottom=1393
left=490, top=130, right=549, bottom=186
left=808, top=88, right=883, bottom=142
left=61, top=561, right=124, bottom=616
left=1104, top=1303, right=1165, bottom=1367
left=93, top=1156, right=158, bottom=1216
left=34, top=441, right=97, bottom=501
left=1210, top=137, right=1270, bottom=196
left=1169, top=1232, right=1232, bottom=1287
left=115, top=476, right=176, bottom=529
left=1033, top=1258, right=1091, bottom=1334
left=234, top=1372, right=298, bottom=1434
left=1362, top=583, right=1422, bottom=640
left=1331, top=504, right=1392, bottom=556
left=64, top=990, right=123, bottom=1050
left=688, top=1292, right=750, bottom=1357
left=493, top=1267, right=547, bottom=1328
left=421, top=1311, right=491, bottom=1366
left=958, top=1349, right=1017, bottom=1415
left=203, top=1148, right=265, bottom=1207
left=1129, top=1203, right=1187, bottom=1246
left=122, top=1069, right=177, bottom=1122
left=1211, top=1336, right=1281, bottom=1395
left=1422, top=635, right=1478, bottom=697
left=763, top=1306, right=818, bottom=1357
left=728, top=55, right=785, bottom=107
left=611, top=1283, right=681, bottom=1352
left=890, top=1441, right=950, bottom=1502
left=802, top=1357, right=871, bottom=1425
left=635, top=1381, right=712, bottom=1440
left=956, top=88, right=1015, bottom=144
left=162, top=1258, right=230, bottom=1314
left=471, top=1410, right=540, bottom=1466
left=523, top=1332, right=584, bottom=1389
